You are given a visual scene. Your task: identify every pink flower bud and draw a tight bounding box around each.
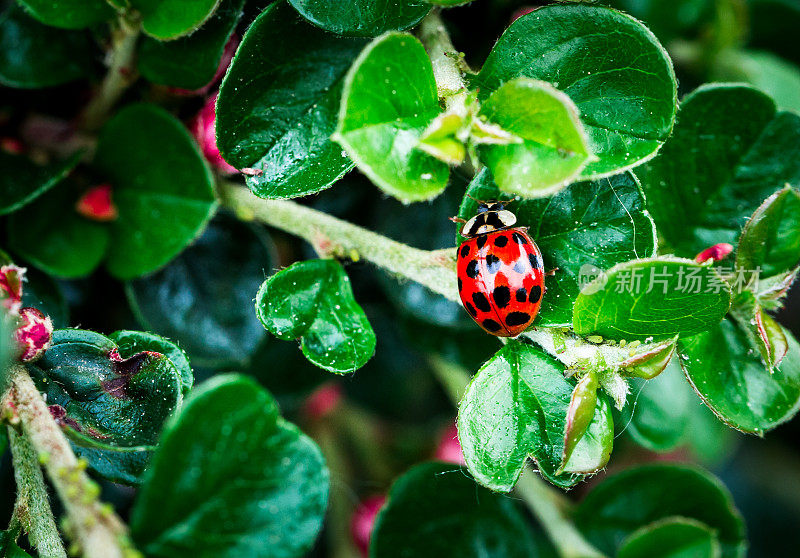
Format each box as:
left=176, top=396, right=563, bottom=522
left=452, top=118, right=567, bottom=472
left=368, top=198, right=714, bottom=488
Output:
left=351, top=495, right=386, bottom=556
left=76, top=183, right=118, bottom=222
left=15, top=307, right=53, bottom=362
left=434, top=423, right=465, bottom=465
left=695, top=243, right=734, bottom=263
left=511, top=6, right=535, bottom=23
left=303, top=382, right=342, bottom=420
left=168, top=35, right=239, bottom=96
left=191, top=92, right=238, bottom=174
left=0, top=265, right=25, bottom=314
left=1, top=137, right=24, bottom=154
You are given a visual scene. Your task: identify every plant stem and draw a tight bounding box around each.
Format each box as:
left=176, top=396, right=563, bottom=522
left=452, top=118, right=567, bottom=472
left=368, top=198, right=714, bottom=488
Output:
left=7, top=427, right=67, bottom=558
left=217, top=182, right=458, bottom=301
left=418, top=10, right=469, bottom=110
left=5, top=365, right=136, bottom=558
left=81, top=15, right=141, bottom=131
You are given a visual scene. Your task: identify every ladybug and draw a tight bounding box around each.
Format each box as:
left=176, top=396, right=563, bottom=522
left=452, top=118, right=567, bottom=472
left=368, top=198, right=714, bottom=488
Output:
left=454, top=201, right=545, bottom=337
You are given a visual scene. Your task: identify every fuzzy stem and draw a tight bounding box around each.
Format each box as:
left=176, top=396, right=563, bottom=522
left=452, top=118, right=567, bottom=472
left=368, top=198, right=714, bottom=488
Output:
left=80, top=15, right=140, bottom=131
left=5, top=365, right=136, bottom=558
left=417, top=10, right=468, bottom=110
left=7, top=427, right=68, bottom=558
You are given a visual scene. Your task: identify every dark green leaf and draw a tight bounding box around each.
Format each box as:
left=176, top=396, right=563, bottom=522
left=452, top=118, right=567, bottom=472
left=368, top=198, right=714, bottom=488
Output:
left=471, top=4, right=677, bottom=179
left=476, top=78, right=592, bottom=197
left=460, top=169, right=656, bottom=326
left=0, top=151, right=81, bottom=215
left=109, top=330, right=193, bottom=396
left=130, top=374, right=328, bottom=558
left=129, top=0, right=219, bottom=40
left=334, top=32, right=449, bottom=203
left=458, top=340, right=613, bottom=491
left=94, top=103, right=217, bottom=279
left=574, top=464, right=746, bottom=558
left=617, top=518, right=720, bottom=558
left=256, top=259, right=376, bottom=374
left=679, top=320, right=800, bottom=434
left=15, top=0, right=112, bottom=29
left=21, top=267, right=69, bottom=328
left=216, top=2, right=365, bottom=199
left=0, top=530, right=32, bottom=558
left=288, top=0, right=430, bottom=37
left=28, top=329, right=183, bottom=484
left=573, top=258, right=731, bottom=341
left=606, top=0, right=713, bottom=43
left=638, top=84, right=800, bottom=256
left=371, top=462, right=537, bottom=557
left=0, top=4, right=93, bottom=88
left=126, top=216, right=275, bottom=368
left=138, top=0, right=244, bottom=90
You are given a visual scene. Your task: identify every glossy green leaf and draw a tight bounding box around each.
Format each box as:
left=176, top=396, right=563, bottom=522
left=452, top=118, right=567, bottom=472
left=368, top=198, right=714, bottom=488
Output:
left=131, top=374, right=328, bottom=558
left=94, top=103, right=217, bottom=279
left=126, top=216, right=274, bottom=368
left=334, top=32, right=449, bottom=203
left=216, top=2, right=364, bottom=198
left=7, top=180, right=109, bottom=278
left=288, top=0, right=430, bottom=37
left=457, top=340, right=613, bottom=491
left=138, top=0, right=243, bottom=90
left=109, top=330, right=193, bottom=396
left=638, top=84, right=800, bottom=256
left=679, top=320, right=800, bottom=434
left=0, top=151, right=80, bottom=215
left=0, top=530, right=32, bottom=558
left=15, top=0, right=112, bottom=29
left=371, top=462, right=537, bottom=557
left=573, top=257, right=731, bottom=341
left=27, top=329, right=183, bottom=484
left=476, top=78, right=592, bottom=197
left=0, top=4, right=93, bottom=88
left=129, top=0, right=220, bottom=40
left=460, top=169, right=656, bottom=326
left=256, top=259, right=376, bottom=374
left=617, top=518, right=721, bottom=558
left=471, top=4, right=677, bottom=178
left=574, top=464, right=746, bottom=558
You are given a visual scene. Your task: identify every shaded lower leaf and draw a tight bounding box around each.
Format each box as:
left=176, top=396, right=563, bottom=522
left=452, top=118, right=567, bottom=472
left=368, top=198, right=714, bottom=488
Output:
left=617, top=518, right=721, bottom=558
left=0, top=151, right=81, bottom=216
left=129, top=0, right=219, bottom=40
left=130, top=374, right=329, bottom=558
left=0, top=530, right=32, bottom=558
left=574, top=464, right=746, bottom=558
left=15, top=0, right=112, bottom=29
left=288, top=0, right=429, bottom=37
left=371, top=462, right=537, bottom=557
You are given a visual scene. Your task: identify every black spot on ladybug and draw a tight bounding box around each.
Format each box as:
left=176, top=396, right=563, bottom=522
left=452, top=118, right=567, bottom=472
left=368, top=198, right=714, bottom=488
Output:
left=494, top=235, right=508, bottom=247
left=472, top=292, right=491, bottom=312
left=486, top=213, right=504, bottom=229
left=466, top=260, right=479, bottom=279
left=512, top=232, right=528, bottom=245
left=486, top=254, right=501, bottom=274
left=465, top=302, right=477, bottom=317
left=482, top=318, right=502, bottom=332
left=529, top=253, right=542, bottom=269
left=515, top=288, right=527, bottom=302
left=458, top=278, right=463, bottom=292
left=529, top=285, right=542, bottom=303
left=476, top=235, right=487, bottom=249
left=513, top=260, right=527, bottom=274
left=459, top=245, right=470, bottom=259
left=506, top=311, right=531, bottom=326
left=493, top=286, right=511, bottom=308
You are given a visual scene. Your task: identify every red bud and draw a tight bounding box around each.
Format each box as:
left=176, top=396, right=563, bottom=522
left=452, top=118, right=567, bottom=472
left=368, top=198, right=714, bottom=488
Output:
left=511, top=7, right=535, bottom=23
left=302, top=382, right=342, bottom=420
left=15, top=307, right=53, bottom=362
left=695, top=243, right=733, bottom=263
left=191, top=92, right=238, bottom=174
left=0, top=264, right=25, bottom=313
left=1, top=137, right=24, bottom=154
left=351, top=495, right=386, bottom=556
left=76, top=183, right=118, bottom=222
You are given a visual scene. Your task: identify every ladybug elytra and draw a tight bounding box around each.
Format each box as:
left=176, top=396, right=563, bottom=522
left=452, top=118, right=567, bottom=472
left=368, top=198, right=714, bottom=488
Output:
left=455, top=201, right=545, bottom=337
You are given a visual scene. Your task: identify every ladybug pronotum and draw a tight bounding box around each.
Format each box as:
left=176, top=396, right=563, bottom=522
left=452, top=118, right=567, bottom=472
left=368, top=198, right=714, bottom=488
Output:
left=455, top=201, right=545, bottom=337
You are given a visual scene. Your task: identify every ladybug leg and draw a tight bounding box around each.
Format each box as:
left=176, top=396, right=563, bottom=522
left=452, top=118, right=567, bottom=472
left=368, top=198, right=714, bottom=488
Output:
left=545, top=267, right=559, bottom=277
left=449, top=216, right=467, bottom=224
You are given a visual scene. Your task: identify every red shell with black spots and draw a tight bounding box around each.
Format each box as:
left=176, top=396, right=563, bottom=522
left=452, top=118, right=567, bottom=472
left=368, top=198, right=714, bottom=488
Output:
left=456, top=228, right=544, bottom=337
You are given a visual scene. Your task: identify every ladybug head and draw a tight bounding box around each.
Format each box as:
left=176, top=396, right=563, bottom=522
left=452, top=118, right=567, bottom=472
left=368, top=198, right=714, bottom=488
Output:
left=460, top=201, right=517, bottom=238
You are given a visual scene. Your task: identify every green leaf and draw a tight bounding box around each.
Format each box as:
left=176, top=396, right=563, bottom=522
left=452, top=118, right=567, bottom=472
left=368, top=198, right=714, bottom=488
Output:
left=476, top=78, right=592, bottom=197
left=573, top=257, right=731, bottom=341
left=638, top=83, right=800, bottom=256
left=216, top=2, right=365, bottom=199
left=457, top=340, right=613, bottom=491
left=0, top=530, right=32, bottom=558
left=606, top=0, right=713, bottom=43
left=0, top=4, right=93, bottom=88
left=0, top=151, right=80, bottom=215
left=256, top=259, right=376, bottom=374
left=736, top=186, right=800, bottom=280
left=126, top=216, right=275, bottom=368
left=27, top=329, right=183, bottom=484
left=371, top=462, right=537, bottom=557
left=130, top=374, right=328, bottom=558
left=15, top=0, right=113, bottom=29
left=21, top=267, right=70, bottom=328
left=334, top=32, right=449, bottom=203
left=129, top=0, right=220, bottom=40
left=460, top=169, right=656, bottom=326
left=471, top=4, right=677, bottom=179
left=617, top=518, right=721, bottom=558
left=288, top=0, right=430, bottom=37
left=94, top=103, right=217, bottom=279
left=138, top=0, right=243, bottom=90
left=574, top=464, right=746, bottom=558
left=109, top=330, right=193, bottom=396
left=679, top=320, right=800, bottom=434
